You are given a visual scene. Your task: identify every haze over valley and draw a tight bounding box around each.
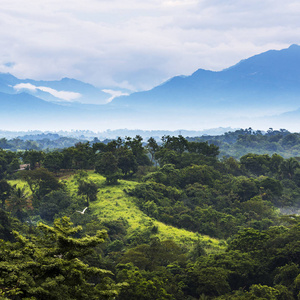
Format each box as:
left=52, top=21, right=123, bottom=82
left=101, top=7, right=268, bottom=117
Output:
left=4, top=2, right=300, bottom=299
left=1, top=45, right=300, bottom=132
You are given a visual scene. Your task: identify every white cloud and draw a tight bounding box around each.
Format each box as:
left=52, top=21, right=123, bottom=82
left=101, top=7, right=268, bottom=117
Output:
left=102, top=89, right=129, bottom=102
left=13, top=83, right=81, bottom=101
left=14, top=83, right=37, bottom=91
left=0, top=0, right=300, bottom=90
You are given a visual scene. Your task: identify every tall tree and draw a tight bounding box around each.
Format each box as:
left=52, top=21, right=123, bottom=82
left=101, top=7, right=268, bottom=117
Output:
left=43, top=151, right=63, bottom=173
left=5, top=185, right=32, bottom=221
left=0, top=179, right=11, bottom=209
left=22, top=150, right=44, bottom=170
left=95, top=152, right=121, bottom=185
left=21, top=168, right=63, bottom=204
left=146, top=137, right=159, bottom=165
left=77, top=180, right=99, bottom=206
left=0, top=217, right=122, bottom=299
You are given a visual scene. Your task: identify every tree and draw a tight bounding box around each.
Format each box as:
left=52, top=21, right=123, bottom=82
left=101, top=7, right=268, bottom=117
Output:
left=39, top=190, right=73, bottom=222
left=21, top=168, right=63, bottom=204
left=231, top=176, right=258, bottom=202
left=269, top=154, right=284, bottom=174
left=188, top=140, right=219, bottom=158
left=116, top=148, right=138, bottom=176
left=146, top=137, right=159, bottom=165
left=193, top=267, right=231, bottom=296
left=280, top=158, right=299, bottom=179
left=43, top=151, right=63, bottom=173
left=116, top=263, right=172, bottom=300
left=125, top=135, right=151, bottom=166
left=95, top=152, right=121, bottom=185
left=240, top=153, right=270, bottom=176
left=228, top=228, right=269, bottom=252
left=72, top=142, right=94, bottom=169
left=0, top=217, right=122, bottom=299
left=0, top=179, right=11, bottom=209
left=161, top=135, right=188, bottom=154
left=241, top=196, right=276, bottom=223
left=247, top=284, right=280, bottom=299
left=180, top=164, right=220, bottom=188
left=0, top=209, right=20, bottom=241
left=78, top=180, right=99, bottom=206
left=273, top=263, right=300, bottom=288
left=5, top=185, right=33, bottom=221
left=0, top=150, right=20, bottom=178
left=22, top=150, right=44, bottom=170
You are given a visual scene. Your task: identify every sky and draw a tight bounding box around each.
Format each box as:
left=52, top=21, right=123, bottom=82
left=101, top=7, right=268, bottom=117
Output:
left=0, top=0, right=299, bottom=92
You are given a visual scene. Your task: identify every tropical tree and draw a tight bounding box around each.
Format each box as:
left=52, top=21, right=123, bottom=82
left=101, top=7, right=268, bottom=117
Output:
left=280, top=158, right=299, bottom=179
left=43, top=151, right=63, bottom=173
left=5, top=185, right=32, bottom=221
left=0, top=179, right=11, bottom=209
left=146, top=137, right=159, bottom=165
left=22, top=150, right=44, bottom=170
left=116, top=263, right=172, bottom=300
left=0, top=217, right=122, bottom=299
left=116, top=148, right=138, bottom=176
left=95, top=152, right=121, bottom=184
left=78, top=180, right=99, bottom=206
left=20, top=168, right=63, bottom=205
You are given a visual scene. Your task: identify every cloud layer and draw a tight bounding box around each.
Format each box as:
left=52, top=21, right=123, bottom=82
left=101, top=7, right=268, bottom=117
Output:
left=14, top=83, right=81, bottom=101
left=1, top=0, right=299, bottom=91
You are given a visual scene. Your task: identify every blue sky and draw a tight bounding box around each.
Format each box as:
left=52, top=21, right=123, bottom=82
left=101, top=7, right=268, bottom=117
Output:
left=0, top=0, right=299, bottom=92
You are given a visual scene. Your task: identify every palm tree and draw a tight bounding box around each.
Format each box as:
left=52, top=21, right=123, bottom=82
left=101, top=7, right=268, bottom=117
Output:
left=5, top=185, right=32, bottom=221
left=279, top=158, right=299, bottom=179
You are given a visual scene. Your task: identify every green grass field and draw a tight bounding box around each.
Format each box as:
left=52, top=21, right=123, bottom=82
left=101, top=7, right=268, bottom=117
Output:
left=80, top=173, right=224, bottom=252
left=10, top=171, right=225, bottom=252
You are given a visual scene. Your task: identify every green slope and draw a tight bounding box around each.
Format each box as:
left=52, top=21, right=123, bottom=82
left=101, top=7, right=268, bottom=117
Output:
left=83, top=173, right=224, bottom=252
left=10, top=172, right=224, bottom=252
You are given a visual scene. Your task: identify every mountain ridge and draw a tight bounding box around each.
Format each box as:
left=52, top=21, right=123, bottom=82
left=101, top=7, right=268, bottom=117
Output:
left=1, top=45, right=300, bottom=131
left=112, top=44, right=300, bottom=108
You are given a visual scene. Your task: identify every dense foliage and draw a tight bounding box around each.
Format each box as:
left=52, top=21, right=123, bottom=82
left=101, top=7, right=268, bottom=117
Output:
left=189, top=127, right=300, bottom=158
left=1, top=132, right=300, bottom=299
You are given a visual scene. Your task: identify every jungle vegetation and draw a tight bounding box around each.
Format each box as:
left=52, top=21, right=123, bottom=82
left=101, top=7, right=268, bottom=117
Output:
left=1, top=132, right=300, bottom=299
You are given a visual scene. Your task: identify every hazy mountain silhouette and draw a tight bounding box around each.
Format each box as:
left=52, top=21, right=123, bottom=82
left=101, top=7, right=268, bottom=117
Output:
left=111, top=44, right=300, bottom=114
left=2, top=45, right=300, bottom=131
left=0, top=73, right=110, bottom=104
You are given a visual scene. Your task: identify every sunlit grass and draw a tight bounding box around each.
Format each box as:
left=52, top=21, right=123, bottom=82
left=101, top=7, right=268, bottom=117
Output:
left=10, top=171, right=225, bottom=252
left=73, top=172, right=225, bottom=252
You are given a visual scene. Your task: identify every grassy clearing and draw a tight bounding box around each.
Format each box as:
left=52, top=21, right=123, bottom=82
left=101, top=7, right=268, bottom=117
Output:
left=78, top=172, right=225, bottom=252
left=10, top=171, right=225, bottom=252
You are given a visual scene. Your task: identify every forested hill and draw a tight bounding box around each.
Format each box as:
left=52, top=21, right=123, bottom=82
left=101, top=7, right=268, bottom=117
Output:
left=189, top=128, right=300, bottom=158
left=1, top=128, right=300, bottom=160
left=1, top=135, right=300, bottom=298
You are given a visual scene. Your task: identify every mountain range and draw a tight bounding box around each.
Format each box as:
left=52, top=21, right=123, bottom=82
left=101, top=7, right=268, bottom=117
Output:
left=1, top=44, right=300, bottom=131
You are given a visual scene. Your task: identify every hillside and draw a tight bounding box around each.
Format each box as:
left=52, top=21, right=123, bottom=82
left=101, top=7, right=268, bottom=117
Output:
left=57, top=171, right=222, bottom=252
left=2, top=135, right=300, bottom=299
left=9, top=172, right=223, bottom=253
left=86, top=173, right=221, bottom=250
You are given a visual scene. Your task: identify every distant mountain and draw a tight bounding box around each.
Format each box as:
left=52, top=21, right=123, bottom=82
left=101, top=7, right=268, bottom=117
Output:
left=0, top=92, right=65, bottom=112
left=111, top=44, right=300, bottom=125
left=0, top=91, right=84, bottom=130
left=0, top=127, right=235, bottom=141
left=22, top=77, right=111, bottom=104
left=2, top=45, right=300, bottom=131
left=0, top=73, right=111, bottom=105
